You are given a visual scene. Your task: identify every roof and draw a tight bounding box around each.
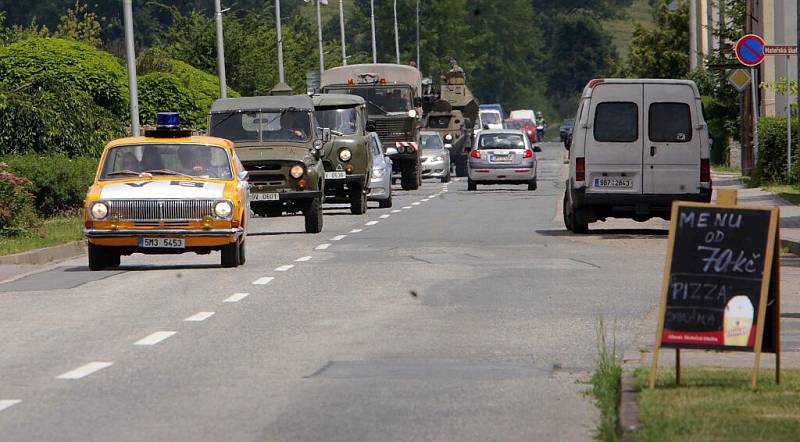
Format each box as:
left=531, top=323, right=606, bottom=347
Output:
left=312, top=93, right=365, bottom=108
left=583, top=78, right=701, bottom=98
left=321, top=63, right=422, bottom=94
left=104, top=135, right=232, bottom=150
left=210, top=95, right=314, bottom=113
left=477, top=129, right=527, bottom=136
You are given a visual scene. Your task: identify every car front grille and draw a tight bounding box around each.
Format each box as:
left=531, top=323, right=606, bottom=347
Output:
left=374, top=118, right=413, bottom=144
left=107, top=199, right=216, bottom=224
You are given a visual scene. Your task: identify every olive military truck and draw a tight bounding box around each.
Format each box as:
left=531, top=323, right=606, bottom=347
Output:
left=321, top=64, right=423, bottom=190
left=208, top=95, right=327, bottom=233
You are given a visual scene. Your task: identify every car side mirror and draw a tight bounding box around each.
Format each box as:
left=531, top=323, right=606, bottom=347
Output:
left=533, top=145, right=542, bottom=153
left=238, top=170, right=249, bottom=181
left=320, top=128, right=331, bottom=143
left=366, top=121, right=376, bottom=132
left=565, top=134, right=572, bottom=150
left=385, top=147, right=399, bottom=156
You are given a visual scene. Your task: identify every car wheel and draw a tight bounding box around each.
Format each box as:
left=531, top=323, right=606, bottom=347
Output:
left=220, top=241, right=240, bottom=268
left=88, top=243, right=119, bottom=271
left=527, top=178, right=537, bottom=191
left=350, top=185, right=367, bottom=215
left=304, top=196, right=323, bottom=233
left=379, top=193, right=392, bottom=208
left=238, top=238, right=247, bottom=265
left=467, top=179, right=477, bottom=191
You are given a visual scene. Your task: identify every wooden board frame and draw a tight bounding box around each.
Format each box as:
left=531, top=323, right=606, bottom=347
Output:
left=648, top=198, right=780, bottom=389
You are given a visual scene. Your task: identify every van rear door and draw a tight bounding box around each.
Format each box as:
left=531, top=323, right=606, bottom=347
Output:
left=643, top=84, right=701, bottom=195
left=584, top=83, right=643, bottom=195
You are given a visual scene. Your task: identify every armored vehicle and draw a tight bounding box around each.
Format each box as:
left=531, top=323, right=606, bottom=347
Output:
left=208, top=95, right=326, bottom=233
left=321, top=63, right=423, bottom=190
left=312, top=94, right=372, bottom=214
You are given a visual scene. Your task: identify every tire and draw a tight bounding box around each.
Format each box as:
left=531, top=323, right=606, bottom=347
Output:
left=88, top=243, right=120, bottom=271
left=441, top=171, right=451, bottom=183
left=304, top=196, right=323, bottom=233
left=401, top=164, right=420, bottom=190
left=238, top=238, right=247, bottom=266
left=527, top=178, right=537, bottom=191
left=467, top=179, right=477, bottom=191
left=378, top=194, right=393, bottom=208
left=220, top=241, right=240, bottom=268
left=563, top=191, right=588, bottom=234
left=350, top=185, right=367, bottom=215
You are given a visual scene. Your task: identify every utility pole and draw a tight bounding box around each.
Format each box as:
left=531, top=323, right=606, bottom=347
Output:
left=393, top=0, right=400, bottom=64
left=214, top=0, right=227, bottom=99
left=316, top=0, right=325, bottom=73
left=370, top=0, right=377, bottom=63
left=689, top=0, right=698, bottom=70
left=339, top=0, right=347, bottom=65
left=416, top=0, right=420, bottom=70
left=796, top=0, right=800, bottom=178
left=122, top=0, right=139, bottom=136
left=742, top=0, right=754, bottom=174
left=275, top=0, right=285, bottom=83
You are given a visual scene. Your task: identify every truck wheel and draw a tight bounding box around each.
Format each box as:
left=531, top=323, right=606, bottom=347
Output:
left=401, top=166, right=420, bottom=190
left=350, top=185, right=367, bottom=215
left=379, top=194, right=393, bottom=208
left=88, top=243, right=120, bottom=271
left=304, top=196, right=323, bottom=233
left=220, top=241, right=240, bottom=268
left=467, top=179, right=477, bottom=191
left=527, top=178, right=537, bottom=191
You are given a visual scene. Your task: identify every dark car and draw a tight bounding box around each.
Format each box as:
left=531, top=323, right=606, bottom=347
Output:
left=559, top=118, right=575, bottom=144
left=503, top=118, right=536, bottom=143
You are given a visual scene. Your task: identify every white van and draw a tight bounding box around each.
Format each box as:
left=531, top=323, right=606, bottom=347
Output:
left=563, top=79, right=712, bottom=233
left=479, top=110, right=503, bottom=130
left=509, top=109, right=537, bottom=125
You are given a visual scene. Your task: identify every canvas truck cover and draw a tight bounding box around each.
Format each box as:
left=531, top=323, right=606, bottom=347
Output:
left=321, top=64, right=423, bottom=96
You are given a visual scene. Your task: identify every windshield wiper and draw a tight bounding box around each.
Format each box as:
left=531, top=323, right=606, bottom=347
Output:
left=107, top=170, right=142, bottom=177
left=367, top=99, right=389, bottom=115
left=143, top=169, right=195, bottom=179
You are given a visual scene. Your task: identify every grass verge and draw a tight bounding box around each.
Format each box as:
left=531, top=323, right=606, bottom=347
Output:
left=591, top=318, right=622, bottom=441
left=762, top=183, right=800, bottom=206
left=636, top=366, right=800, bottom=441
left=0, top=215, right=84, bottom=256
left=711, top=164, right=742, bottom=175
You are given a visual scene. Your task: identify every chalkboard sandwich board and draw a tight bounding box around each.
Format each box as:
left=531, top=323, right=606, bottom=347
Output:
left=649, top=192, right=780, bottom=389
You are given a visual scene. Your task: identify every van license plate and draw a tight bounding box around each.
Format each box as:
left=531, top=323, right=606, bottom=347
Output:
left=140, top=237, right=184, bottom=249
left=251, top=192, right=279, bottom=201
left=325, top=171, right=347, bottom=179
left=593, top=177, right=633, bottom=189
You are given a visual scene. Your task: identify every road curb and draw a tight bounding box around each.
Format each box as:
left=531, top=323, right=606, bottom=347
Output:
left=618, top=372, right=641, bottom=441
left=0, top=240, right=86, bottom=265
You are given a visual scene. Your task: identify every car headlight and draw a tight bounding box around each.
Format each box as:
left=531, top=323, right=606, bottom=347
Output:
left=214, top=200, right=233, bottom=219
left=290, top=164, right=304, bottom=179
left=444, top=133, right=453, bottom=141
left=372, top=167, right=385, bottom=178
left=89, top=201, right=109, bottom=220
left=339, top=148, right=352, bottom=162
left=433, top=156, right=444, bottom=162
left=408, top=109, right=417, bottom=118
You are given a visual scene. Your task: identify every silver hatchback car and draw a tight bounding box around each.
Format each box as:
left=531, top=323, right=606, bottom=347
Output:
left=467, top=129, right=538, bottom=191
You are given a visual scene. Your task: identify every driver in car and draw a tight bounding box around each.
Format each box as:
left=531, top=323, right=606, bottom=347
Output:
left=273, top=112, right=307, bottom=141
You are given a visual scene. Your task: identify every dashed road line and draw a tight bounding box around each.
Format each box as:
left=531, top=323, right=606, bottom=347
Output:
left=402, top=206, right=412, bottom=209
left=134, top=331, right=177, bottom=346
left=365, top=221, right=379, bottom=226
left=421, top=199, right=429, bottom=202
left=412, top=202, right=421, bottom=206
left=224, top=292, right=249, bottom=303
left=380, top=214, right=390, bottom=219
left=275, top=264, right=294, bottom=272
left=253, top=276, right=275, bottom=285
left=296, top=256, right=312, bottom=262
left=330, top=235, right=347, bottom=241
left=0, top=400, right=21, bottom=412
left=315, top=243, right=331, bottom=250
left=57, top=362, right=113, bottom=380
left=184, top=312, right=215, bottom=322
left=349, top=229, right=363, bottom=233
left=391, top=209, right=401, bottom=213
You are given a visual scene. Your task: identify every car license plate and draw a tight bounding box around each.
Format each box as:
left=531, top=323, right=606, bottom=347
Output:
left=140, top=237, right=185, bottom=248
left=325, top=171, right=347, bottom=179
left=491, top=155, right=512, bottom=162
left=251, top=192, right=279, bottom=201
left=593, top=177, right=633, bottom=188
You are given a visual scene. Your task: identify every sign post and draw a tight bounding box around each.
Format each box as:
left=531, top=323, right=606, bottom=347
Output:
left=735, top=35, right=766, bottom=167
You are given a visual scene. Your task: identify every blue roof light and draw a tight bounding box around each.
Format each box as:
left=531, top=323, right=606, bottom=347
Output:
left=156, top=112, right=180, bottom=128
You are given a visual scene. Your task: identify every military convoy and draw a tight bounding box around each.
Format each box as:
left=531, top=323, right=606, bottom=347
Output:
left=321, top=64, right=424, bottom=190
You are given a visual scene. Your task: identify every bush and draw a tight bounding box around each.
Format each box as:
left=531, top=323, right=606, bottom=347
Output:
left=0, top=162, right=39, bottom=236
left=754, top=116, right=799, bottom=184
left=1, top=155, right=98, bottom=217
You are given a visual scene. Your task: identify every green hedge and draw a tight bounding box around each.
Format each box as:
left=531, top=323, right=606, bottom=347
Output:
left=1, top=155, right=98, bottom=217
left=755, top=116, right=799, bottom=184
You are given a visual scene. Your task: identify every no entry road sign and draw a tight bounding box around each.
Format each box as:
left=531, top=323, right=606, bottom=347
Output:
left=736, top=34, right=766, bottom=67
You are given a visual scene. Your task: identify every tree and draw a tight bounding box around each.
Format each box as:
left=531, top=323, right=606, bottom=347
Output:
left=621, top=0, right=688, bottom=78
left=53, top=1, right=104, bottom=48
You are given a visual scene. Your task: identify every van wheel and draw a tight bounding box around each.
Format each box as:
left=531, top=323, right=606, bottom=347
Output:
left=88, top=244, right=120, bottom=271
left=563, top=192, right=588, bottom=234
left=221, top=241, right=240, bottom=268
left=467, top=179, right=477, bottom=191
left=304, top=196, right=323, bottom=233
left=350, top=185, right=367, bottom=215
left=527, top=178, right=537, bottom=191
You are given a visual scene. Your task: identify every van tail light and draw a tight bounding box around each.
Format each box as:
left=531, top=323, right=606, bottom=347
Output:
left=523, top=149, right=533, bottom=159
left=470, top=150, right=480, bottom=159
left=700, top=158, right=711, bottom=183
left=576, top=157, right=586, bottom=182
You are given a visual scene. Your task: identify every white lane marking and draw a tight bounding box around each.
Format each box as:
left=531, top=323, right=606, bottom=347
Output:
left=421, top=199, right=429, bottom=202
left=391, top=210, right=401, bottom=213
left=134, top=331, right=177, bottom=346
left=224, top=292, right=250, bottom=302
left=0, top=400, right=21, bottom=412
left=275, top=265, right=294, bottom=272
left=57, top=362, right=113, bottom=380
left=365, top=221, right=379, bottom=226
left=429, top=194, right=437, bottom=198
left=412, top=202, right=421, bottom=206
left=315, top=243, right=331, bottom=250
left=330, top=235, right=347, bottom=241
left=402, top=206, right=412, bottom=209
left=184, top=311, right=215, bottom=322
left=380, top=214, right=390, bottom=219
left=253, top=276, right=275, bottom=285
left=349, top=229, right=363, bottom=233
left=296, top=256, right=312, bottom=262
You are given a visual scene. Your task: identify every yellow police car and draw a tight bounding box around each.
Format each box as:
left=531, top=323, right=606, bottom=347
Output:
left=83, top=113, right=249, bottom=270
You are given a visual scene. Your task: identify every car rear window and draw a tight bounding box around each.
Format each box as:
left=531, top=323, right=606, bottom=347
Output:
left=649, top=102, right=692, bottom=143
left=593, top=102, right=638, bottom=142
left=478, top=133, right=526, bottom=149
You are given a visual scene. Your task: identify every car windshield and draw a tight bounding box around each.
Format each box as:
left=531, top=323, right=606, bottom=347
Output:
left=504, top=119, right=533, bottom=129
left=481, top=112, right=501, bottom=125
left=100, top=144, right=233, bottom=180
left=478, top=133, right=526, bottom=149
left=209, top=110, right=313, bottom=142
left=325, top=86, right=413, bottom=114
left=420, top=134, right=444, bottom=150
left=315, top=107, right=359, bottom=135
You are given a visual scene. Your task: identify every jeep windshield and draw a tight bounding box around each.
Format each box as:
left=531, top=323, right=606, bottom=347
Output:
left=324, top=86, right=412, bottom=115
left=315, top=107, right=359, bottom=135
left=100, top=144, right=233, bottom=180
left=209, top=110, right=313, bottom=143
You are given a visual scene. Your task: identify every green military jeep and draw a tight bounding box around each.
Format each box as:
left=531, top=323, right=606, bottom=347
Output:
left=312, top=94, right=373, bottom=214
left=208, top=95, right=327, bottom=233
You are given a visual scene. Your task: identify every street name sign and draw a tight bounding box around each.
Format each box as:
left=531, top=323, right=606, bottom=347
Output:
left=735, top=34, right=766, bottom=67
left=764, top=45, right=798, bottom=56
left=649, top=190, right=781, bottom=389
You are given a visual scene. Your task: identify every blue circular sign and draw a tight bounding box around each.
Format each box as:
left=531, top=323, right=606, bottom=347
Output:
left=735, top=34, right=766, bottom=67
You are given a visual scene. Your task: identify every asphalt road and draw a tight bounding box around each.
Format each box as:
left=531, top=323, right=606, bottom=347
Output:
left=0, top=143, right=670, bottom=441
